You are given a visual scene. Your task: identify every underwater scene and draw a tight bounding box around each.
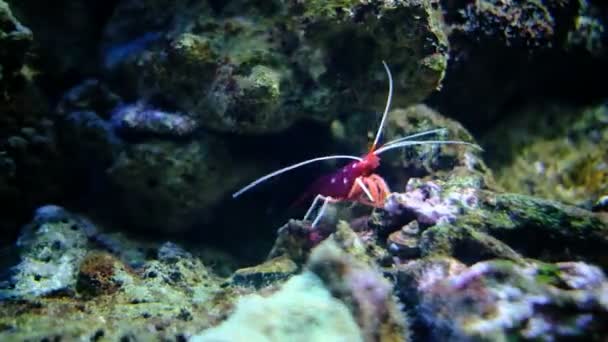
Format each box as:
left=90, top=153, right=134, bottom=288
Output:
left=1, top=0, right=607, bottom=341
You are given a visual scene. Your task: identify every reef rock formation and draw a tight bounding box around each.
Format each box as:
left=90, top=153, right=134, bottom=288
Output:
left=102, top=0, right=449, bottom=134
left=484, top=102, right=608, bottom=208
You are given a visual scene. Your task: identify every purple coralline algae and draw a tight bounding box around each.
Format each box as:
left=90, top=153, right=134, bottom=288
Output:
left=385, top=178, right=479, bottom=225
left=112, top=102, right=199, bottom=137
left=394, top=257, right=608, bottom=341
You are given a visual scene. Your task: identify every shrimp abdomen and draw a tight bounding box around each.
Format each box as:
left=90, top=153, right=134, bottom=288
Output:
left=290, top=160, right=364, bottom=208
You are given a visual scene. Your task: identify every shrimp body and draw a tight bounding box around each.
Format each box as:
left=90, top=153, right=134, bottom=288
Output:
left=299, top=152, right=380, bottom=202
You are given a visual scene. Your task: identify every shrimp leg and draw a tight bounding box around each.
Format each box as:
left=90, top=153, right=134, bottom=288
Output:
left=355, top=177, right=375, bottom=202
left=311, top=196, right=332, bottom=227
left=303, top=194, right=338, bottom=227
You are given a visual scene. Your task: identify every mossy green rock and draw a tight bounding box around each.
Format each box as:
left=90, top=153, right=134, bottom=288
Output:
left=387, top=177, right=608, bottom=267
left=0, top=209, right=232, bottom=341
left=0, top=211, right=90, bottom=299
left=103, top=0, right=448, bottom=133
left=107, top=137, right=261, bottom=233
left=485, top=103, right=608, bottom=207
left=392, top=257, right=608, bottom=341
left=232, top=255, right=298, bottom=288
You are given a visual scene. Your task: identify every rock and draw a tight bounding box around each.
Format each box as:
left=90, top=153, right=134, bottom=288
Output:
left=157, top=241, right=192, bottom=263
left=383, top=105, right=491, bottom=185
left=454, top=0, right=556, bottom=48
left=292, top=0, right=449, bottom=105
left=385, top=177, right=481, bottom=226
left=59, top=110, right=122, bottom=167
left=484, top=103, right=608, bottom=208
left=191, top=271, right=365, bottom=342
left=55, top=79, right=124, bottom=162
left=0, top=0, right=33, bottom=76
left=196, top=232, right=409, bottom=342
left=106, top=137, right=261, bottom=233
left=102, top=0, right=449, bottom=134
left=385, top=177, right=608, bottom=266
left=392, top=257, right=608, bottom=341
left=307, top=239, right=410, bottom=342
left=56, top=79, right=122, bottom=118
left=267, top=219, right=389, bottom=268
left=0, top=1, right=67, bottom=243
left=111, top=102, right=199, bottom=138
left=267, top=219, right=331, bottom=264
left=446, top=0, right=606, bottom=55
left=0, top=206, right=92, bottom=299
left=76, top=251, right=134, bottom=297
left=0, top=208, right=229, bottom=340
left=429, top=0, right=608, bottom=132
left=419, top=224, right=524, bottom=264
left=231, top=255, right=298, bottom=288
left=475, top=192, right=608, bottom=265
left=8, top=1, right=115, bottom=80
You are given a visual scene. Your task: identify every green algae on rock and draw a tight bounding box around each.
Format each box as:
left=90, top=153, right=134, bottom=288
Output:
left=106, top=137, right=261, bottom=233
left=0, top=206, right=91, bottom=299
left=385, top=176, right=608, bottom=267
left=391, top=257, right=608, bottom=341
left=102, top=0, right=449, bottom=134
left=419, top=223, right=525, bottom=264
left=294, top=0, right=449, bottom=103
left=267, top=219, right=391, bottom=270
left=231, top=255, right=298, bottom=288
left=0, top=208, right=231, bottom=341
left=484, top=103, right=608, bottom=207
left=449, top=0, right=606, bottom=54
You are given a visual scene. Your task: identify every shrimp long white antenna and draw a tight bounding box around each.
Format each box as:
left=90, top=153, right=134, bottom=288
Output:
left=374, top=139, right=483, bottom=156
left=232, top=155, right=363, bottom=198
left=382, top=128, right=449, bottom=147
left=371, top=61, right=394, bottom=151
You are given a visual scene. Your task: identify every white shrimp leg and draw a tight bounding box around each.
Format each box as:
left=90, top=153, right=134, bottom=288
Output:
left=303, top=194, right=325, bottom=221
left=303, top=194, right=337, bottom=227
left=311, top=196, right=333, bottom=227
left=355, top=177, right=375, bottom=202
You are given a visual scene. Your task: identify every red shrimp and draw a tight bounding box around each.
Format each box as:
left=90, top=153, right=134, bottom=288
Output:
left=232, top=61, right=481, bottom=226
left=291, top=151, right=381, bottom=207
